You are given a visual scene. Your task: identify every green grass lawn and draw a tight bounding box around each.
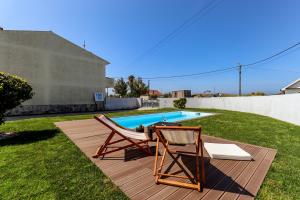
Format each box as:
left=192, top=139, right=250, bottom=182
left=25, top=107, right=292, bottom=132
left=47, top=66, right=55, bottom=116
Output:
left=0, top=108, right=299, bottom=200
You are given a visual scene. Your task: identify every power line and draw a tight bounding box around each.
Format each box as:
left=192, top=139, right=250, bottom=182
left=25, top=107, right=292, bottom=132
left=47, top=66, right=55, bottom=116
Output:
left=110, top=66, right=237, bottom=83
left=247, top=67, right=300, bottom=73
left=144, top=67, right=237, bottom=81
left=127, top=0, right=222, bottom=66
left=238, top=42, right=300, bottom=95
left=138, top=42, right=300, bottom=81
left=148, top=42, right=300, bottom=81
left=243, top=42, right=300, bottom=67
left=112, top=41, right=300, bottom=81
left=143, top=66, right=237, bottom=80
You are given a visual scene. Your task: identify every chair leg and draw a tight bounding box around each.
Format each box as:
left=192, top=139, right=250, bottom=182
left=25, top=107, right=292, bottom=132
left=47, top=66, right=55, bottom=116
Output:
left=200, top=139, right=205, bottom=186
left=101, top=147, right=108, bottom=160
left=146, top=141, right=152, bottom=155
left=195, top=142, right=201, bottom=191
left=93, top=145, right=103, bottom=158
left=153, top=138, right=160, bottom=176
left=93, top=131, right=115, bottom=158
left=156, top=141, right=168, bottom=183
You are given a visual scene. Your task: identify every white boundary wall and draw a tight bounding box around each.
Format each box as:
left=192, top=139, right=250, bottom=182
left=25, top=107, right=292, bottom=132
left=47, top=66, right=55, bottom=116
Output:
left=158, top=94, right=300, bottom=126
left=105, top=98, right=141, bottom=110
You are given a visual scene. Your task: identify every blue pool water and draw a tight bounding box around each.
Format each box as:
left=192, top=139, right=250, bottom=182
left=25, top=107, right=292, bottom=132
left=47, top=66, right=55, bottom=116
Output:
left=111, top=111, right=213, bottom=129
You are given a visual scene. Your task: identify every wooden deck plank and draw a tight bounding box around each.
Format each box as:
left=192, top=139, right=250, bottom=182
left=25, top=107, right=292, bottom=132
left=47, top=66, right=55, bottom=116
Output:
left=129, top=148, right=209, bottom=199
left=147, top=186, right=179, bottom=200
left=55, top=118, right=277, bottom=200
left=182, top=145, right=258, bottom=200
left=131, top=182, right=170, bottom=200
left=125, top=176, right=157, bottom=197
left=218, top=148, right=269, bottom=200
left=120, top=170, right=153, bottom=191
left=163, top=159, right=224, bottom=200
left=123, top=148, right=204, bottom=199
left=201, top=146, right=263, bottom=200
left=116, top=168, right=152, bottom=186
left=237, top=150, right=277, bottom=200
left=67, top=130, right=108, bottom=140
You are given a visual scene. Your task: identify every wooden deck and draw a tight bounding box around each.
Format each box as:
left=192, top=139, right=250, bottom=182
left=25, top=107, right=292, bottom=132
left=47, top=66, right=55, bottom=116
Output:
left=55, top=119, right=276, bottom=200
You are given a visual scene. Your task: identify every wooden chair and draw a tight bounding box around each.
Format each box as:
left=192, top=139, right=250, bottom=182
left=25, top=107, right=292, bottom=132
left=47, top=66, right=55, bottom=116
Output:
left=92, top=114, right=152, bottom=159
left=153, top=126, right=205, bottom=192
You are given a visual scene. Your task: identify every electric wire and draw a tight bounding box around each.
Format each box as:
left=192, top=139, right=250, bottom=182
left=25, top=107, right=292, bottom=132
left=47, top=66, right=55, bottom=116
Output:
left=112, top=42, right=300, bottom=81
left=127, top=0, right=222, bottom=67
left=243, top=42, right=300, bottom=67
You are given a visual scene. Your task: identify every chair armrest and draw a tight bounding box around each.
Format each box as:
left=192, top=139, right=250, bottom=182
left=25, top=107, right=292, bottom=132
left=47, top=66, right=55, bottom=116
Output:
left=154, top=125, right=201, bottom=131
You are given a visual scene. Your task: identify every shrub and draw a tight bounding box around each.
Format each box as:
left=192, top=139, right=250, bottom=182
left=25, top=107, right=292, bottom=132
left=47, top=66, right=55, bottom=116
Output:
left=173, top=98, right=187, bottom=109
left=249, top=91, right=265, bottom=96
left=0, top=72, right=33, bottom=124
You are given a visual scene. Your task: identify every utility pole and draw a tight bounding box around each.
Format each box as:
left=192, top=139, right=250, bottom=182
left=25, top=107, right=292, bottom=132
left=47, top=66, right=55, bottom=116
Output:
left=83, top=40, right=86, bottom=49
left=147, top=80, right=150, bottom=95
left=238, top=64, right=242, bottom=96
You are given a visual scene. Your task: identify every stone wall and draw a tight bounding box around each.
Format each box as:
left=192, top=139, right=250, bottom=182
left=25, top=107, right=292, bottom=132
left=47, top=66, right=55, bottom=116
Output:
left=5, top=98, right=142, bottom=116
left=6, top=103, right=104, bottom=116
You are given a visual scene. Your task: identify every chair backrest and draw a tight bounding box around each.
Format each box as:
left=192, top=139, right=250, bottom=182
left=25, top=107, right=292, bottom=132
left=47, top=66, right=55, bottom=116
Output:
left=155, top=126, right=201, bottom=145
left=160, top=130, right=197, bottom=144
left=95, top=115, right=149, bottom=141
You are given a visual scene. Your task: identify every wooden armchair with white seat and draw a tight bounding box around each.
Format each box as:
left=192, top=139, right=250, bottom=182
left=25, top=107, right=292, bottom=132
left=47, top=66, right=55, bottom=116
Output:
left=153, top=125, right=206, bottom=192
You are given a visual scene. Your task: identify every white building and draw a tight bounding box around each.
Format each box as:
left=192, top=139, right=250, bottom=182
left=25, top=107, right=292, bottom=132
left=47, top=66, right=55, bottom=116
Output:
left=281, top=78, right=300, bottom=94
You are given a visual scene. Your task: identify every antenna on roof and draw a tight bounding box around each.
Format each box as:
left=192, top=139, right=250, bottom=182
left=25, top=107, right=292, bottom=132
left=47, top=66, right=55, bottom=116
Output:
left=83, top=40, right=86, bottom=49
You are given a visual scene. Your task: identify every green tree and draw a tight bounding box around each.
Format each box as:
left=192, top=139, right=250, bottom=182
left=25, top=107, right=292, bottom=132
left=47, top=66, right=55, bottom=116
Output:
left=127, top=75, right=148, bottom=97
left=113, top=78, right=127, bottom=97
left=127, top=75, right=136, bottom=97
left=0, top=72, right=33, bottom=124
left=134, top=77, right=148, bottom=97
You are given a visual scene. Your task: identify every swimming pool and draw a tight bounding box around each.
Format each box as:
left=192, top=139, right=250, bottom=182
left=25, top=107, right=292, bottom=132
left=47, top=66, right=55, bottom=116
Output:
left=111, top=111, right=213, bottom=129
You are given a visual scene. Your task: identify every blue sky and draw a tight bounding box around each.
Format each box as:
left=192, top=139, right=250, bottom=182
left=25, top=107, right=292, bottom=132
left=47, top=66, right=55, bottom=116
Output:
left=1, top=0, right=300, bottom=94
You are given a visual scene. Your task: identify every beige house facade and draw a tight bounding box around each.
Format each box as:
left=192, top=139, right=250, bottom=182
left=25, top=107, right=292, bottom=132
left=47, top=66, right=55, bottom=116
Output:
left=0, top=29, right=113, bottom=115
left=171, top=90, right=192, bottom=98
left=281, top=78, right=300, bottom=94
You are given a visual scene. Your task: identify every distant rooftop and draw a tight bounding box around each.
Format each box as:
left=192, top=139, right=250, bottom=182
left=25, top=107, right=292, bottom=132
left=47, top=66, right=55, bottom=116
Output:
left=281, top=78, right=300, bottom=91
left=0, top=28, right=110, bottom=65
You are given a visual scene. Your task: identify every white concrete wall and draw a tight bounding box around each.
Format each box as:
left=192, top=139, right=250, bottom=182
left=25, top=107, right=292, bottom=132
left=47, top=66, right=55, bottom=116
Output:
left=158, top=94, right=300, bottom=126
left=105, top=98, right=141, bottom=110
